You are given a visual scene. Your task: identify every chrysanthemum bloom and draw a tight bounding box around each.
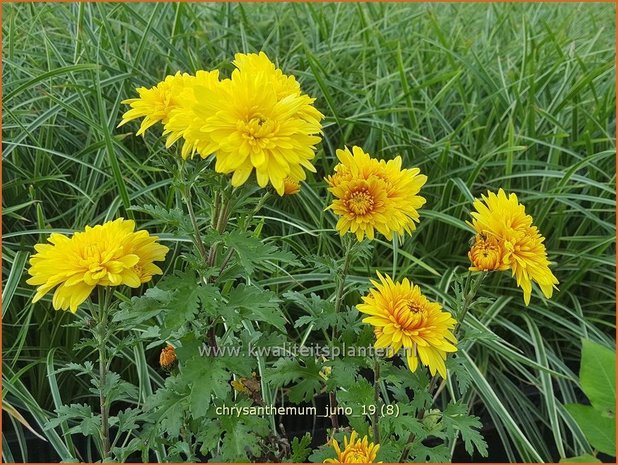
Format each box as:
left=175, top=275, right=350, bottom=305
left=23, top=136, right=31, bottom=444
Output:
left=27, top=219, right=168, bottom=313
left=166, top=52, right=324, bottom=194
left=162, top=70, right=221, bottom=158
left=118, top=71, right=202, bottom=137
left=468, top=232, right=509, bottom=272
left=159, top=344, right=177, bottom=370
left=324, top=431, right=380, bottom=464
left=283, top=177, right=301, bottom=195
left=468, top=189, right=559, bottom=305
left=357, top=272, right=457, bottom=378
left=325, top=146, right=427, bottom=241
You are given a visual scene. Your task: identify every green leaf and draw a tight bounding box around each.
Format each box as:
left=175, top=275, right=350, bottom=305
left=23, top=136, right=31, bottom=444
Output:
left=131, top=204, right=192, bottom=235
left=45, top=404, right=101, bottom=437
left=145, top=375, right=191, bottom=438
left=580, top=339, right=616, bottom=415
left=160, top=272, right=222, bottom=333
left=213, top=401, right=270, bottom=462
left=285, top=291, right=337, bottom=331
left=324, top=357, right=360, bottom=391
left=442, top=402, right=488, bottom=457
left=337, top=378, right=375, bottom=411
left=308, top=444, right=337, bottom=464
left=289, top=433, right=312, bottom=462
left=560, top=454, right=602, bottom=463
left=267, top=357, right=324, bottom=403
left=181, top=358, right=230, bottom=418
left=375, top=442, right=405, bottom=463
left=114, top=287, right=172, bottom=325
left=227, top=284, right=287, bottom=332
left=565, top=404, right=616, bottom=456
left=411, top=442, right=451, bottom=462
left=223, top=230, right=300, bottom=275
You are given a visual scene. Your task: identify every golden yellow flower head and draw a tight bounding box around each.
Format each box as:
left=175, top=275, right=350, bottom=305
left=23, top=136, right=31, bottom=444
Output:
left=165, top=52, right=324, bottom=194
left=468, top=189, right=559, bottom=305
left=159, top=344, right=177, bottom=370
left=283, top=176, right=301, bottom=195
left=324, top=431, right=381, bottom=464
left=325, top=146, right=427, bottom=241
left=357, top=272, right=458, bottom=379
left=468, top=232, right=509, bottom=272
left=118, top=71, right=200, bottom=137
left=162, top=70, right=221, bottom=158
left=26, top=218, right=168, bottom=313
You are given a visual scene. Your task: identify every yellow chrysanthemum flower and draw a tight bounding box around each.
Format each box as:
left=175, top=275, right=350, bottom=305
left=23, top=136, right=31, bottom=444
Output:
left=118, top=71, right=200, bottom=137
left=162, top=70, right=221, bottom=159
left=26, top=218, right=168, bottom=313
left=357, top=272, right=458, bottom=379
left=324, top=431, right=381, bottom=464
left=468, top=232, right=509, bottom=272
left=233, top=51, right=301, bottom=100
left=325, top=146, right=427, bottom=241
left=165, top=52, right=324, bottom=194
left=468, top=189, right=559, bottom=305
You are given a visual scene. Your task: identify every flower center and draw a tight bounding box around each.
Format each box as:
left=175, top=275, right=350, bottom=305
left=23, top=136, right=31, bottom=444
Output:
left=407, top=301, right=423, bottom=313
left=343, top=448, right=370, bottom=463
left=404, top=299, right=427, bottom=327
left=239, top=116, right=277, bottom=148
left=346, top=188, right=375, bottom=216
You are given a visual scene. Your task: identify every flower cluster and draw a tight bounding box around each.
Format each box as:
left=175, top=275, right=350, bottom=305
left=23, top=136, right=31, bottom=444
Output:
left=468, top=189, right=559, bottom=305
left=325, top=146, right=427, bottom=241
left=357, top=272, right=458, bottom=379
left=324, top=431, right=381, bottom=464
left=119, top=52, right=324, bottom=195
left=26, top=218, right=168, bottom=313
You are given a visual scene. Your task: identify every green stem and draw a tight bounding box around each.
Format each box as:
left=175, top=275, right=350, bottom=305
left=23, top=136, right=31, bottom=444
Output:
left=456, top=271, right=486, bottom=331
left=97, top=287, right=111, bottom=461
left=372, top=358, right=381, bottom=444
left=399, top=271, right=486, bottom=462
left=218, top=191, right=271, bottom=277
left=334, top=238, right=354, bottom=314
left=207, top=187, right=232, bottom=268
left=178, top=162, right=209, bottom=263
left=328, top=237, right=354, bottom=433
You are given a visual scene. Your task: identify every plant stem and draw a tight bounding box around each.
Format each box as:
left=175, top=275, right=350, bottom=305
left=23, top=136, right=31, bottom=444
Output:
left=218, top=191, right=271, bottom=277
left=177, top=162, right=208, bottom=263
left=97, top=287, right=111, bottom=461
left=185, top=191, right=209, bottom=262
left=372, top=358, right=381, bottom=444
left=207, top=187, right=232, bottom=268
left=456, top=271, right=486, bottom=331
left=328, top=237, right=354, bottom=434
left=332, top=237, right=353, bottom=340
left=399, top=272, right=486, bottom=462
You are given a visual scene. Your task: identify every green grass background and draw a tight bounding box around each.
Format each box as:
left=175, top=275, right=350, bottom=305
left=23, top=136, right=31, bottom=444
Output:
left=2, top=2, right=616, bottom=463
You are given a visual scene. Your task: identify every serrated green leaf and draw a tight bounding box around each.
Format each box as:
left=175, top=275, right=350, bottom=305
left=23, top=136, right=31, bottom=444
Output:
left=224, top=230, right=300, bottom=275
left=267, top=357, right=324, bottom=403
left=181, top=358, right=230, bottom=418
left=290, top=433, right=312, bottom=462
left=45, top=404, right=100, bottom=437
left=131, top=204, right=192, bottom=235
left=442, top=402, right=488, bottom=457
left=227, top=284, right=287, bottom=332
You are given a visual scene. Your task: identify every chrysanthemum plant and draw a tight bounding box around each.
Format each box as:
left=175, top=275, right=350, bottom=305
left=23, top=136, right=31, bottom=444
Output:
left=28, top=52, right=558, bottom=463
